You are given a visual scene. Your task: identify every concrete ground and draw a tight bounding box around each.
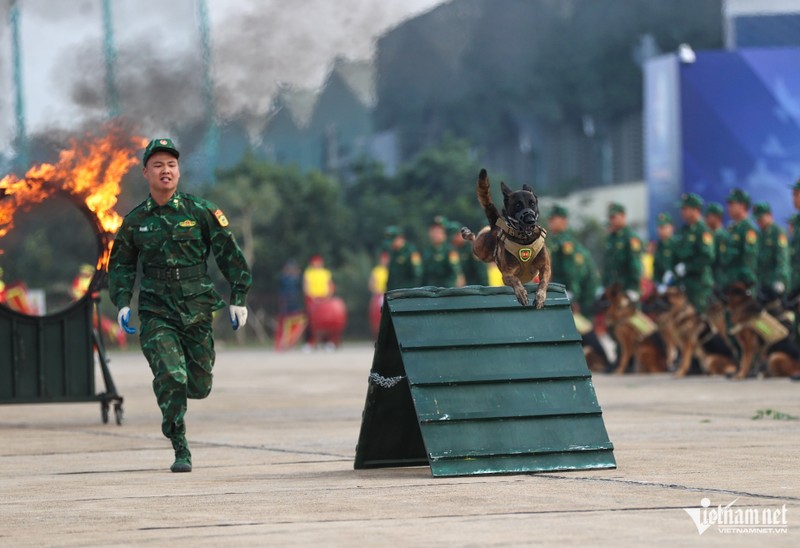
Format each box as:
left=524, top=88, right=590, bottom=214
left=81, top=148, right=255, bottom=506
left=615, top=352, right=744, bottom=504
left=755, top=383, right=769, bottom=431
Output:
left=1, top=343, right=798, bottom=547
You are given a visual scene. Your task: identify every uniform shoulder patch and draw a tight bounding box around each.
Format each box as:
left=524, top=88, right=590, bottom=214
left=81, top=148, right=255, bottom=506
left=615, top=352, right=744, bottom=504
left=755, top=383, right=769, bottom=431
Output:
left=702, top=232, right=713, bottom=246
left=575, top=253, right=585, bottom=265
left=213, top=209, right=229, bottom=227
left=448, top=250, right=460, bottom=264
left=630, top=238, right=641, bottom=252
left=411, top=251, right=422, bottom=266
left=746, top=230, right=757, bottom=245
left=563, top=241, right=574, bottom=254
left=779, top=233, right=788, bottom=247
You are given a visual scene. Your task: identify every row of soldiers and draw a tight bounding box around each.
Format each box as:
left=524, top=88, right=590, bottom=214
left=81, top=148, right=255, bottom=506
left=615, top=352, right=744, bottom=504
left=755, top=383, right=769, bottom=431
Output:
left=382, top=216, right=495, bottom=291
left=382, top=181, right=800, bottom=312
left=650, top=186, right=799, bottom=309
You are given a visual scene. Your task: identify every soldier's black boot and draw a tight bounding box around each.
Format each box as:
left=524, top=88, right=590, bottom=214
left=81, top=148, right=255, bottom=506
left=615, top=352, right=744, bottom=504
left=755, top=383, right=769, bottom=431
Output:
left=170, top=436, right=192, bottom=473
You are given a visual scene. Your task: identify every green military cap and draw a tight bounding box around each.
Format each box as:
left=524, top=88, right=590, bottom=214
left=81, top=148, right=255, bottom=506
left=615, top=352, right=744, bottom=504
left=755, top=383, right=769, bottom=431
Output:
left=431, top=215, right=448, bottom=227
left=790, top=177, right=800, bottom=191
left=680, top=192, right=703, bottom=209
left=705, top=202, right=724, bottom=216
left=608, top=202, right=625, bottom=216
left=384, top=225, right=403, bottom=237
left=445, top=220, right=462, bottom=236
left=549, top=204, right=569, bottom=218
left=725, top=187, right=751, bottom=207
left=143, top=138, right=180, bottom=166
left=656, top=212, right=672, bottom=226
left=752, top=201, right=771, bottom=216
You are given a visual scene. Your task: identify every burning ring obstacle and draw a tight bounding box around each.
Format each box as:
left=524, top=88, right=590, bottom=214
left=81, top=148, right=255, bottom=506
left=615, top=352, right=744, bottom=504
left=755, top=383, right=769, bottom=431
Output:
left=0, top=127, right=143, bottom=423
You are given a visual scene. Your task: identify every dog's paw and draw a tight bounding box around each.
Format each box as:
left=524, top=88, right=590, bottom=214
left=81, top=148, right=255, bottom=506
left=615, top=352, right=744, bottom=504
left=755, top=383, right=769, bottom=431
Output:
left=460, top=227, right=474, bottom=241
left=514, top=288, right=529, bottom=306
left=534, top=291, right=546, bottom=309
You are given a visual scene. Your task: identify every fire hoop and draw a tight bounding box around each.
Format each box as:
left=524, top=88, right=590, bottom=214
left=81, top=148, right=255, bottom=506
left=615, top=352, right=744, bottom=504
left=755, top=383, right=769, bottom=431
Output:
left=0, top=127, right=144, bottom=423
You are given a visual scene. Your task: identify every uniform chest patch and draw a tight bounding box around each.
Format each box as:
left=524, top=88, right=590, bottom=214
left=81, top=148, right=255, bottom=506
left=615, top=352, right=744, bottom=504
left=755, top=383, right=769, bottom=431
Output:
left=563, top=241, right=574, bottom=254
left=179, top=220, right=197, bottom=228
left=214, top=209, right=229, bottom=227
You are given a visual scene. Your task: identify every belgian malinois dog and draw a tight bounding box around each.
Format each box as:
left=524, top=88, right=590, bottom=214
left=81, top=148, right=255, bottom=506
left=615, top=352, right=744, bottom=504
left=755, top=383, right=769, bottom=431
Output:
left=726, top=283, right=800, bottom=379
left=461, top=169, right=551, bottom=307
left=664, top=287, right=737, bottom=378
left=601, top=284, right=668, bottom=374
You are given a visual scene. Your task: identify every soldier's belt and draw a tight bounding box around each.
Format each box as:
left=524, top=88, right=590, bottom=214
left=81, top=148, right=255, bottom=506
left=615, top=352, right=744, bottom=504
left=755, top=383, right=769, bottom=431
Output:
left=143, top=263, right=207, bottom=281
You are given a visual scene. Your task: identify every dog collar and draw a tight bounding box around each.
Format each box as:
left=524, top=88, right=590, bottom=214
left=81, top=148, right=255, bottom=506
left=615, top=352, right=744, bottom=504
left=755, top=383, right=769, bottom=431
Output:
left=496, top=217, right=545, bottom=243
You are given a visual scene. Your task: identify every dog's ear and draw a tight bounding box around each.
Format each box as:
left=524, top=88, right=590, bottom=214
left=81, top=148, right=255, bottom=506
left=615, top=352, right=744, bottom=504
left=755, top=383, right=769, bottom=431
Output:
left=500, top=181, right=512, bottom=197
left=522, top=184, right=534, bottom=193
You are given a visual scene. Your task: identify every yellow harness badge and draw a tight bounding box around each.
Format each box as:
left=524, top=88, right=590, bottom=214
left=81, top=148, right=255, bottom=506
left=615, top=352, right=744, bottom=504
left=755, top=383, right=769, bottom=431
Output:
left=214, top=209, right=229, bottom=227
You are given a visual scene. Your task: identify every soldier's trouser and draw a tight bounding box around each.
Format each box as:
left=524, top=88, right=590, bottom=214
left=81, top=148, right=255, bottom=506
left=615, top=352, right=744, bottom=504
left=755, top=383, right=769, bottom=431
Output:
left=685, top=282, right=712, bottom=314
left=139, top=312, right=215, bottom=440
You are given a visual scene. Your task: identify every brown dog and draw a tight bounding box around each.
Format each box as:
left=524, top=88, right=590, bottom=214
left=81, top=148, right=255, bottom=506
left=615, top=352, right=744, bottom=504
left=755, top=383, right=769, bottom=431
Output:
left=726, top=284, right=800, bottom=379
left=461, top=169, right=551, bottom=307
left=601, top=285, right=668, bottom=374
left=663, top=287, right=737, bottom=378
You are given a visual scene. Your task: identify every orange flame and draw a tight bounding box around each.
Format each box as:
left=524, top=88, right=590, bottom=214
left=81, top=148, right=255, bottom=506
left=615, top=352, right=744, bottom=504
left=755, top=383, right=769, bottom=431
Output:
left=0, top=125, right=146, bottom=270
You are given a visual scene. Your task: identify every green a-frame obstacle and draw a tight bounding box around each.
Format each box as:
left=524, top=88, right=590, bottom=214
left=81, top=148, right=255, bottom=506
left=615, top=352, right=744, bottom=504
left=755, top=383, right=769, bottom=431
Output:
left=354, top=284, right=616, bottom=477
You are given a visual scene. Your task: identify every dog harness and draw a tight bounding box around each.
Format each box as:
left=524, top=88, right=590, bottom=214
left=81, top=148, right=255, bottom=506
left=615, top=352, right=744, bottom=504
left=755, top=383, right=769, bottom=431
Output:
left=495, top=218, right=547, bottom=283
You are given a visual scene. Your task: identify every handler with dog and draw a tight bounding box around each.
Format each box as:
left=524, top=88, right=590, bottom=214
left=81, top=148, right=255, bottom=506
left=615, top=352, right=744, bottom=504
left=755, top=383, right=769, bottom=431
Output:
left=109, top=138, right=252, bottom=473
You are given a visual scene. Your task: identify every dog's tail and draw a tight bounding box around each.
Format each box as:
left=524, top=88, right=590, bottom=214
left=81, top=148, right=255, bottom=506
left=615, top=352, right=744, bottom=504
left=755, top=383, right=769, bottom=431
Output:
left=477, top=168, right=500, bottom=226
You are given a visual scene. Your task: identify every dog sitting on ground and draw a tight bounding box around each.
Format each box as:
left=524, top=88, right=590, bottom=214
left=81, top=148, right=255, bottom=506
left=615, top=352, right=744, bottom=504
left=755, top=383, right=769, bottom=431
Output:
left=461, top=169, right=551, bottom=307
left=725, top=283, right=800, bottom=379
left=599, top=284, right=668, bottom=374
left=663, top=286, right=737, bottom=378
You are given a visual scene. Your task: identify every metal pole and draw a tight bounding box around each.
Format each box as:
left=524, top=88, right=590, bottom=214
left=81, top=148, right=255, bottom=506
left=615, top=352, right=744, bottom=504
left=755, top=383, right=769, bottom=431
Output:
left=101, top=0, right=120, bottom=118
left=9, top=0, right=28, bottom=171
left=197, top=0, right=218, bottom=183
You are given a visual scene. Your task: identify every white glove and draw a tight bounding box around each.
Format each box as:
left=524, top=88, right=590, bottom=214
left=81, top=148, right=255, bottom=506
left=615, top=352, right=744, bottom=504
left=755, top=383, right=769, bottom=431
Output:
left=674, top=263, right=686, bottom=277
left=230, top=305, right=248, bottom=330
left=625, top=289, right=640, bottom=303
left=662, top=271, right=675, bottom=286
left=117, top=306, right=136, bottom=334
left=595, top=287, right=605, bottom=298
left=773, top=281, right=786, bottom=294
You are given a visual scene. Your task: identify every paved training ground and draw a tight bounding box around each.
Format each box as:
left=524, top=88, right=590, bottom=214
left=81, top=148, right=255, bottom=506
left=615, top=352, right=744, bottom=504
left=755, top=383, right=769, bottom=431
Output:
left=1, top=344, right=798, bottom=546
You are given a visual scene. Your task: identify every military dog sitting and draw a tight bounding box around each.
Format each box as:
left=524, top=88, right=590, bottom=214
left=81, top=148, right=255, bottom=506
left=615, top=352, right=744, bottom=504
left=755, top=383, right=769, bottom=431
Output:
left=461, top=169, right=551, bottom=307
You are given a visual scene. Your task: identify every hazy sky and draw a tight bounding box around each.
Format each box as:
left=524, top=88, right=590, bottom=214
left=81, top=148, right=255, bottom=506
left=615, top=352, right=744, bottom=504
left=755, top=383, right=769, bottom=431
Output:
left=0, top=0, right=447, bottom=153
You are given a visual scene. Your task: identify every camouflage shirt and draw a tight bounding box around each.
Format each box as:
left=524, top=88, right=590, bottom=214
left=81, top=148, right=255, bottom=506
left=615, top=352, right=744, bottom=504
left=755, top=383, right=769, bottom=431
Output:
left=387, top=242, right=422, bottom=290
left=602, top=225, right=643, bottom=293
left=108, top=191, right=252, bottom=323
left=652, top=237, right=676, bottom=284
left=757, top=222, right=789, bottom=289
left=720, top=217, right=758, bottom=288
left=422, top=243, right=462, bottom=287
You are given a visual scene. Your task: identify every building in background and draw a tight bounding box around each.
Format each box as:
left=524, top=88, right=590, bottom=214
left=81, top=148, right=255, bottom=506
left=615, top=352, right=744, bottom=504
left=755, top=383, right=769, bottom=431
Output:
left=645, top=48, right=800, bottom=238
left=724, top=0, right=800, bottom=48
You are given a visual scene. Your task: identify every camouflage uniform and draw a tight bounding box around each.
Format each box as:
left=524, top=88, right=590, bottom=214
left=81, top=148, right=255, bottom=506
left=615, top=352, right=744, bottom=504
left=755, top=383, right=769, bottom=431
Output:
left=789, top=182, right=800, bottom=294
left=109, top=191, right=251, bottom=457
left=652, top=213, right=675, bottom=284
left=752, top=202, right=789, bottom=295
left=602, top=206, right=643, bottom=294
left=386, top=241, right=422, bottom=290
left=720, top=190, right=758, bottom=289
left=674, top=219, right=715, bottom=311
left=422, top=243, right=461, bottom=287
left=548, top=228, right=582, bottom=297
left=449, top=221, right=488, bottom=286
left=573, top=242, right=600, bottom=313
